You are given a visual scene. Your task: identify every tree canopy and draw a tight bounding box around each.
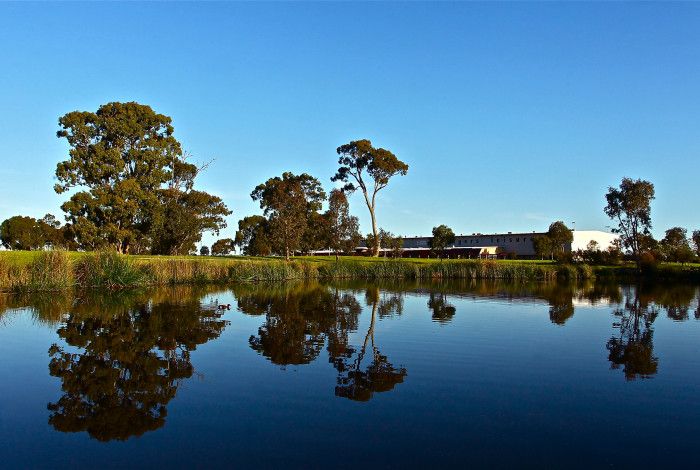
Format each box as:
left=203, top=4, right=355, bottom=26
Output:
left=324, top=189, right=361, bottom=259
left=332, top=139, right=408, bottom=256
left=604, top=178, right=655, bottom=267
left=54, top=102, right=229, bottom=254
left=430, top=224, right=456, bottom=258
left=251, top=172, right=325, bottom=260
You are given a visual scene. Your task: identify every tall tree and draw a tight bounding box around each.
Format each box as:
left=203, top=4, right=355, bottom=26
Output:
left=332, top=140, right=408, bottom=256
left=325, top=189, right=361, bottom=260
left=430, top=224, right=456, bottom=259
left=55, top=102, right=228, bottom=254
left=234, top=215, right=272, bottom=256
left=251, top=172, right=325, bottom=260
left=604, top=178, right=655, bottom=268
left=693, top=230, right=700, bottom=258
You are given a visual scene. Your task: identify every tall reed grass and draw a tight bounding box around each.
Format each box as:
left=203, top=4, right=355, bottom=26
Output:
left=0, top=252, right=596, bottom=292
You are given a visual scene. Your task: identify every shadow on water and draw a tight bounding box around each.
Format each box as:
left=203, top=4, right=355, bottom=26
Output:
left=0, top=279, right=698, bottom=442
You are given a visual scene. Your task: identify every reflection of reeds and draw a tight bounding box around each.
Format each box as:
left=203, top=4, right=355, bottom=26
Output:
left=2, top=253, right=597, bottom=292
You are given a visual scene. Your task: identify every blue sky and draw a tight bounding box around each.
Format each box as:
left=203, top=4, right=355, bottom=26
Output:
left=1, top=2, right=698, bottom=244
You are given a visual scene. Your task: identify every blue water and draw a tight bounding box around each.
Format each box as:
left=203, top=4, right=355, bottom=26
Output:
left=0, top=281, right=698, bottom=468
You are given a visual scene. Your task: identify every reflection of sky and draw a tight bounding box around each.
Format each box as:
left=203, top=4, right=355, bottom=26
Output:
left=0, top=284, right=699, bottom=467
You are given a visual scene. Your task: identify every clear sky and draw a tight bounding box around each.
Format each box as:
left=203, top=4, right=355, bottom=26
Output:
left=1, top=2, right=698, bottom=245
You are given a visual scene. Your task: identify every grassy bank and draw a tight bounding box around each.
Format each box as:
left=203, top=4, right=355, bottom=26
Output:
left=2, top=250, right=697, bottom=292
left=0, top=251, right=592, bottom=292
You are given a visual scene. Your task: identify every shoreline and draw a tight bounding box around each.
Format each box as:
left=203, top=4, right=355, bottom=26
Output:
left=0, top=251, right=698, bottom=292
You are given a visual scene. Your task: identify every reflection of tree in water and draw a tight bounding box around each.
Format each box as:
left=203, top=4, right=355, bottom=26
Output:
left=606, top=286, right=659, bottom=380
left=606, top=283, right=699, bottom=380
left=46, top=291, right=228, bottom=441
left=237, top=283, right=406, bottom=401
left=243, top=284, right=340, bottom=366
left=427, top=292, right=456, bottom=324
left=332, top=288, right=407, bottom=401
left=546, top=285, right=576, bottom=325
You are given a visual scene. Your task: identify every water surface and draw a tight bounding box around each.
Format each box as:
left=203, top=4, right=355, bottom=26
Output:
left=0, top=280, right=698, bottom=468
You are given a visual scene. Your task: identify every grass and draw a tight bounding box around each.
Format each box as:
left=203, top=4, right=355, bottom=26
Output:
left=1, top=251, right=697, bottom=292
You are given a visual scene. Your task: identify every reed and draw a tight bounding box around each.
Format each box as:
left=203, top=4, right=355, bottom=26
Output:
left=0, top=252, right=597, bottom=292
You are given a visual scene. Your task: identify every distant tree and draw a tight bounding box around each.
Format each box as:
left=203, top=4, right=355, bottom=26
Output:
left=693, top=230, right=700, bottom=258
left=251, top=172, right=325, bottom=260
left=300, top=211, right=328, bottom=255
left=199, top=245, right=210, bottom=256
left=234, top=215, right=272, bottom=256
left=430, top=225, right=456, bottom=259
left=547, top=221, right=574, bottom=259
left=660, top=227, right=694, bottom=264
left=0, top=214, right=72, bottom=250
left=387, top=234, right=404, bottom=258
left=325, top=189, right=361, bottom=260
left=0, top=216, right=43, bottom=250
left=332, top=140, right=408, bottom=256
left=604, top=178, right=655, bottom=268
left=365, top=229, right=401, bottom=257
left=533, top=235, right=554, bottom=260
left=211, top=238, right=235, bottom=256
left=150, top=158, right=230, bottom=255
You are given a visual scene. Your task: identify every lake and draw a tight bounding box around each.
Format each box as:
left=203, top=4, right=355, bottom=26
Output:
left=0, top=280, right=698, bottom=468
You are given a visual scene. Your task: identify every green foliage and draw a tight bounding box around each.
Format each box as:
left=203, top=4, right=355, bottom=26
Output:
left=604, top=178, right=655, bottom=266
left=365, top=229, right=402, bottom=258
left=235, top=215, right=272, bottom=256
left=660, top=227, right=694, bottom=263
left=324, top=189, right=361, bottom=259
left=0, top=214, right=74, bottom=250
left=430, top=224, right=456, bottom=258
left=55, top=102, right=229, bottom=254
left=693, top=230, right=700, bottom=258
left=211, top=238, right=235, bottom=256
left=332, top=139, right=408, bottom=256
left=251, top=172, right=326, bottom=260
left=200, top=245, right=210, bottom=256
left=533, top=221, right=573, bottom=261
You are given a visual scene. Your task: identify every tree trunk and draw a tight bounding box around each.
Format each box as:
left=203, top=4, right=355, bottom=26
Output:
left=369, top=208, right=379, bottom=257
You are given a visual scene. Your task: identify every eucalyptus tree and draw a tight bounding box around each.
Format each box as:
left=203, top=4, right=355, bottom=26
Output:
left=693, top=230, right=700, bottom=258
left=251, top=172, right=325, bottom=260
left=332, top=139, right=408, bottom=256
left=604, top=178, right=655, bottom=268
left=55, top=101, right=229, bottom=254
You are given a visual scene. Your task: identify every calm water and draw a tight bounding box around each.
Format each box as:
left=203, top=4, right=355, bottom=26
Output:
left=0, top=280, right=699, bottom=468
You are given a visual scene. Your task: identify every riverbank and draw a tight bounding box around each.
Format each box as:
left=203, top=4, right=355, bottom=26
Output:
left=1, top=251, right=697, bottom=292
left=0, top=251, right=590, bottom=291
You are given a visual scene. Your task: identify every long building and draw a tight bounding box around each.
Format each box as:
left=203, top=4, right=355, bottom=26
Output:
left=351, top=230, right=618, bottom=259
